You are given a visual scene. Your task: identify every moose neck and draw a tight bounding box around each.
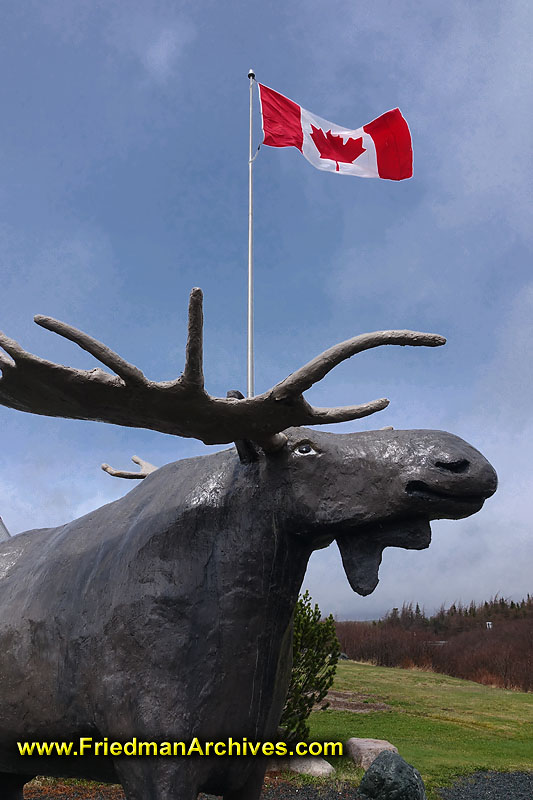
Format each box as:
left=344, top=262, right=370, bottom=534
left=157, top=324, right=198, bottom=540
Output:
left=104, top=450, right=315, bottom=741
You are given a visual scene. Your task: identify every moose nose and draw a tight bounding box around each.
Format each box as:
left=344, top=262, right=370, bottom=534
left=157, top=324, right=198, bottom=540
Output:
left=436, top=458, right=470, bottom=474
left=434, top=444, right=498, bottom=498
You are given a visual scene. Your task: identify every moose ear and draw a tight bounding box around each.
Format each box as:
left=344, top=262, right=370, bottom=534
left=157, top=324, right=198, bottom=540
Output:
left=226, top=390, right=259, bottom=464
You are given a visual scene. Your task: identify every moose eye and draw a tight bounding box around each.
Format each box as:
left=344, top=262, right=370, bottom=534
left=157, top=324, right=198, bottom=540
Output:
left=294, top=442, right=317, bottom=456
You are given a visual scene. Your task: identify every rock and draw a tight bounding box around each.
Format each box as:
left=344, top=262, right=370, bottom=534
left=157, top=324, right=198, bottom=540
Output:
left=265, top=757, right=291, bottom=774
left=289, top=755, right=335, bottom=776
left=358, top=751, right=427, bottom=800
left=345, top=737, right=398, bottom=769
left=265, top=755, right=335, bottom=777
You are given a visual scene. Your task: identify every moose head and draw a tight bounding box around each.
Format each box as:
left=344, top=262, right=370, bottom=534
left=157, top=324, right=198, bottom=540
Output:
left=0, top=288, right=497, bottom=594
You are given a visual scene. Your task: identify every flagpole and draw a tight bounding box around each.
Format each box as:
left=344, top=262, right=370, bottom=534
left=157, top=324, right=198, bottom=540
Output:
left=247, top=68, right=255, bottom=398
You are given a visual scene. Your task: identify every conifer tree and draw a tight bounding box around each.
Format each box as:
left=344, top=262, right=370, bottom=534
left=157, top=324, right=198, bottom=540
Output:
left=280, top=590, right=340, bottom=742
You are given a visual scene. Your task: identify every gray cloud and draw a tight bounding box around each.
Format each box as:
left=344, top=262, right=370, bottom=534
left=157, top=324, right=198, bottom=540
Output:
left=104, top=11, right=195, bottom=85
left=31, top=0, right=196, bottom=85
left=0, top=223, right=121, bottom=342
left=475, top=282, right=533, bottom=427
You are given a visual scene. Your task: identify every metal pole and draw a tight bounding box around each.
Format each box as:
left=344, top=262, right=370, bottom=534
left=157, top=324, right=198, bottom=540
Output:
left=247, top=68, right=255, bottom=398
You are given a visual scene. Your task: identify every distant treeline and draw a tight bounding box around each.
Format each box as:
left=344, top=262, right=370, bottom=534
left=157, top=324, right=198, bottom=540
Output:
left=335, top=596, right=533, bottom=692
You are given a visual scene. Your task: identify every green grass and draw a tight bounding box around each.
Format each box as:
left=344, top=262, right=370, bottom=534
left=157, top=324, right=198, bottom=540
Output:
left=307, top=661, right=533, bottom=798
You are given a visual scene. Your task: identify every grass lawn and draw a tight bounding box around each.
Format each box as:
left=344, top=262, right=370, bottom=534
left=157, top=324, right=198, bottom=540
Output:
left=308, top=660, right=533, bottom=798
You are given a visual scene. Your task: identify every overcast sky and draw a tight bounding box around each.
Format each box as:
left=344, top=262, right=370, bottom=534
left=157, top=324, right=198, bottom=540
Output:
left=0, top=0, right=531, bottom=619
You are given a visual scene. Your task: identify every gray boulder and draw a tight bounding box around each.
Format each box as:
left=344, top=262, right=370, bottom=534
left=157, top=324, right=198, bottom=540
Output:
left=358, top=751, right=427, bottom=800
left=265, top=755, right=335, bottom=777
left=346, top=737, right=398, bottom=769
left=289, top=756, right=335, bottom=777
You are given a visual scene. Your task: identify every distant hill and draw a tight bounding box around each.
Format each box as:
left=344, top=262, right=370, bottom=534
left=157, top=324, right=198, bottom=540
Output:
left=336, top=595, right=533, bottom=691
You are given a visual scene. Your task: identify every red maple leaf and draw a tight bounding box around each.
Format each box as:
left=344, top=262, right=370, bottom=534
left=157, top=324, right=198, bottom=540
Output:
left=310, top=126, right=366, bottom=171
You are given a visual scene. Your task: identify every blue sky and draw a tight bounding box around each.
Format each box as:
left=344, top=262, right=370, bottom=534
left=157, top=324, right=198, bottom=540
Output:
left=0, top=0, right=531, bottom=618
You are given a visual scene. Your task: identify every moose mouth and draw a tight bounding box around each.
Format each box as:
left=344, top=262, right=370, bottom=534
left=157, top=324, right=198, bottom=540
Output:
left=405, top=480, right=489, bottom=511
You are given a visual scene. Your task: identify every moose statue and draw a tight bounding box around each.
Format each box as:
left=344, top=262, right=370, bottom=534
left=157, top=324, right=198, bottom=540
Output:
left=0, top=289, right=497, bottom=800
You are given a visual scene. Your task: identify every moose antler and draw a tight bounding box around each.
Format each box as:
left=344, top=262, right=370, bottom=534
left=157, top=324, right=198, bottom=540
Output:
left=0, top=288, right=445, bottom=447
left=101, top=456, right=159, bottom=479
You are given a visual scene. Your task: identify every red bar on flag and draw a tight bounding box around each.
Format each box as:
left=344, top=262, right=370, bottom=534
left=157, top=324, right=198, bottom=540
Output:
left=258, top=84, right=413, bottom=181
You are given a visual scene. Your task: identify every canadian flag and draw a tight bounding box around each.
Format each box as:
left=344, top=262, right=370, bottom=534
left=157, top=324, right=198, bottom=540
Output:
left=258, top=84, right=412, bottom=181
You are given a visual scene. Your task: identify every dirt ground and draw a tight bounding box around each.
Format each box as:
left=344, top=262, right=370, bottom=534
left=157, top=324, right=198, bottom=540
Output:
left=320, top=688, right=391, bottom=713
left=24, top=776, right=363, bottom=800
left=25, top=779, right=125, bottom=800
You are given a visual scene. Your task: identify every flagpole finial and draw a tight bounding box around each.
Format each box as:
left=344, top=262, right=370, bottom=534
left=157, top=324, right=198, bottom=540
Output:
left=248, top=69, right=255, bottom=80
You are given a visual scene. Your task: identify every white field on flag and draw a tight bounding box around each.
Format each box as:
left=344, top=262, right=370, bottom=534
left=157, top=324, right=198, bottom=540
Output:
left=299, top=107, right=379, bottom=177
left=258, top=83, right=413, bottom=181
